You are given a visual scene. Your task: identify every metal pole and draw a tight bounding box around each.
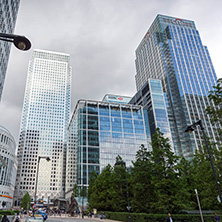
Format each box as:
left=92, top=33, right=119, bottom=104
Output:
left=34, top=157, right=41, bottom=204
left=124, top=164, right=131, bottom=222
left=82, top=183, right=84, bottom=219
left=199, top=121, right=222, bottom=203
left=195, top=189, right=204, bottom=222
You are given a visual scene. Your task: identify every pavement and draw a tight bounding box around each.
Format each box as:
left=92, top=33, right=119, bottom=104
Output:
left=19, top=215, right=121, bottom=222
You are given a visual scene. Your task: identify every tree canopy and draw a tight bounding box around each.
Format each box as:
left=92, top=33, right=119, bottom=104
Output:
left=20, top=192, right=31, bottom=210
left=87, top=127, right=222, bottom=213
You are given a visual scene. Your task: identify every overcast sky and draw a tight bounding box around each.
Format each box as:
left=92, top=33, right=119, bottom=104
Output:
left=0, top=0, right=222, bottom=143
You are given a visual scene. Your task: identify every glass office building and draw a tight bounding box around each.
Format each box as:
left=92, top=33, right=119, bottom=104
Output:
left=135, top=15, right=218, bottom=159
left=66, top=99, right=151, bottom=190
left=129, top=79, right=173, bottom=151
left=0, top=0, right=20, bottom=101
left=14, top=50, right=71, bottom=203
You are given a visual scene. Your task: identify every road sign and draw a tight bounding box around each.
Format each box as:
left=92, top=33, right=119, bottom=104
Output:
left=126, top=206, right=131, bottom=211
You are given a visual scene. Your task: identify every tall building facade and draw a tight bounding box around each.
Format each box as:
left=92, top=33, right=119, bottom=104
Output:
left=135, top=15, right=218, bottom=159
left=0, top=0, right=20, bottom=101
left=66, top=99, right=151, bottom=192
left=0, top=125, right=17, bottom=209
left=14, top=50, right=71, bottom=204
left=129, top=79, right=173, bottom=150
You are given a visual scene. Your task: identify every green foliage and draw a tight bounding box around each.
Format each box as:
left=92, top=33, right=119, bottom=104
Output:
left=150, top=129, right=180, bottom=213
left=20, top=192, right=31, bottom=210
left=71, top=184, right=79, bottom=198
left=130, top=145, right=154, bottom=213
left=0, top=210, right=19, bottom=215
left=206, top=78, right=222, bottom=145
left=192, top=146, right=221, bottom=210
left=69, top=184, right=79, bottom=214
left=104, top=211, right=219, bottom=222
left=88, top=164, right=116, bottom=211
left=88, top=127, right=222, bottom=214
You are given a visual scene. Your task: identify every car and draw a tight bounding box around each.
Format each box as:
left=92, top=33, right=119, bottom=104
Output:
left=30, top=211, right=47, bottom=221
left=26, top=217, right=44, bottom=222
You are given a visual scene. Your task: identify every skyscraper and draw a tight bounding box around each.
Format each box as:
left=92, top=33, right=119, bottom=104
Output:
left=129, top=78, right=173, bottom=150
left=14, top=49, right=71, bottom=204
left=135, top=15, right=218, bottom=159
left=0, top=0, right=20, bottom=101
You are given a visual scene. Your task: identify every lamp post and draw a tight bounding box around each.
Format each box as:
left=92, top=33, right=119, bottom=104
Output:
left=0, top=33, right=31, bottom=50
left=82, top=183, right=84, bottom=219
left=115, top=161, right=131, bottom=222
left=185, top=119, right=222, bottom=203
left=34, top=156, right=51, bottom=204
left=78, top=178, right=84, bottom=218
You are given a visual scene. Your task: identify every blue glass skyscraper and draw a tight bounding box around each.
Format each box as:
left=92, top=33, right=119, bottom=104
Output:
left=129, top=79, right=173, bottom=151
left=135, top=15, right=218, bottom=159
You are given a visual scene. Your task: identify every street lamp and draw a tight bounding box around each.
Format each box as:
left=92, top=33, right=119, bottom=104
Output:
left=0, top=33, right=31, bottom=50
left=34, top=156, right=51, bottom=204
left=114, top=161, right=131, bottom=222
left=81, top=183, right=84, bottom=219
left=78, top=178, right=84, bottom=219
left=185, top=119, right=222, bottom=203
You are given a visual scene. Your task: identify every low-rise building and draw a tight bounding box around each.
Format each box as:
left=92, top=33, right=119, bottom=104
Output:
left=0, top=125, right=17, bottom=209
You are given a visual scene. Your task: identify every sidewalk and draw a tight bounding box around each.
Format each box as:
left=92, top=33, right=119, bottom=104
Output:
left=49, top=215, right=121, bottom=222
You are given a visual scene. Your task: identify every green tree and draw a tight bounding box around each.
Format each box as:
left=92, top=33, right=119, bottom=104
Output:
left=130, top=144, right=154, bottom=213
left=21, top=192, right=31, bottom=210
left=176, top=157, right=196, bottom=210
left=87, top=170, right=98, bottom=210
left=112, top=155, right=130, bottom=212
left=192, top=146, right=221, bottom=210
left=88, top=164, right=115, bottom=211
left=69, top=184, right=79, bottom=215
left=150, top=128, right=180, bottom=213
left=206, top=78, right=222, bottom=145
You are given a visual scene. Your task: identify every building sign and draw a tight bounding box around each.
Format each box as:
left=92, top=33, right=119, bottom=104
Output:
left=172, top=18, right=184, bottom=25
left=0, top=195, right=13, bottom=199
left=102, top=95, right=131, bottom=104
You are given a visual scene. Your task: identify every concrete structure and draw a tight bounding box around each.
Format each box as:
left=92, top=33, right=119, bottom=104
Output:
left=14, top=49, right=71, bottom=204
left=0, top=125, right=17, bottom=209
left=135, top=14, right=219, bottom=159
left=0, top=0, right=20, bottom=101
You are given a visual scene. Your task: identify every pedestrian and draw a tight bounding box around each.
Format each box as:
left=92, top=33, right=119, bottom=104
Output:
left=100, top=211, right=104, bottom=219
left=166, top=213, right=173, bottom=222
left=215, top=213, right=220, bottom=222
left=1, top=215, right=9, bottom=222
left=14, top=213, right=20, bottom=222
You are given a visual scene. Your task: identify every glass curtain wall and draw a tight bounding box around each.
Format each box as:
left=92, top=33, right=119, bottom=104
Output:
left=68, top=100, right=151, bottom=187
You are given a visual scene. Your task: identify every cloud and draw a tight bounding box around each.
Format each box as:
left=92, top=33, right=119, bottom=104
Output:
left=0, top=0, right=222, bottom=143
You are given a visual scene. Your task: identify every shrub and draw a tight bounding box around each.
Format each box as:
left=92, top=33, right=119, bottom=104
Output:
left=104, top=211, right=219, bottom=222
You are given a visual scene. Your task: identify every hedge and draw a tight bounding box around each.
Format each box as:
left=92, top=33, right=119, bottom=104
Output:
left=104, top=211, right=220, bottom=222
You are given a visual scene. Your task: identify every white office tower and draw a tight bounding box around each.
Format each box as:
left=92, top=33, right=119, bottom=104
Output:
left=14, top=50, right=71, bottom=204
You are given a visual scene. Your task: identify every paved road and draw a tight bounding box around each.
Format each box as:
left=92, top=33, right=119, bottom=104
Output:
left=20, top=216, right=121, bottom=222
